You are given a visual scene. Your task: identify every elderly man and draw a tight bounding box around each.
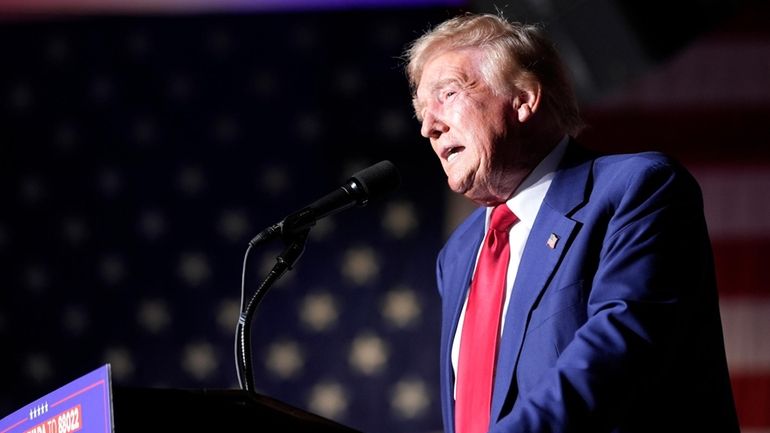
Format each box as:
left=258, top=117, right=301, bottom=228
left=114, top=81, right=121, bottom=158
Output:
left=405, top=13, right=738, bottom=433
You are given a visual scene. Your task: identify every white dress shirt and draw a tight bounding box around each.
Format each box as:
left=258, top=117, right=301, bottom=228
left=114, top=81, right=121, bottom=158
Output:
left=451, top=136, right=569, bottom=389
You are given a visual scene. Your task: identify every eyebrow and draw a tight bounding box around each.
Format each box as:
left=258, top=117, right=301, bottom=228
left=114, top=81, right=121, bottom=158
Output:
left=432, top=77, right=461, bottom=94
left=413, top=77, right=463, bottom=121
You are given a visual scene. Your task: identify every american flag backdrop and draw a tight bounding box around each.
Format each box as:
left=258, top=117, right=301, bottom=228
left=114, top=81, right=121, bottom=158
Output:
left=1, top=3, right=769, bottom=433
left=0, top=8, right=452, bottom=433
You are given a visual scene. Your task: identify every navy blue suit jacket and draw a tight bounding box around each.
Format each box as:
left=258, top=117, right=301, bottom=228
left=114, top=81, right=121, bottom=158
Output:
left=436, top=142, right=739, bottom=432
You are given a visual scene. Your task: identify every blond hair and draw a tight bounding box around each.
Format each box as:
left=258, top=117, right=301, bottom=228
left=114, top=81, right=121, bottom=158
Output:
left=405, top=13, right=584, bottom=136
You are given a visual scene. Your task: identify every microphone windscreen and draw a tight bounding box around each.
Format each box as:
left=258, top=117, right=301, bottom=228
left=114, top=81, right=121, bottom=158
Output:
left=352, top=160, right=401, bottom=199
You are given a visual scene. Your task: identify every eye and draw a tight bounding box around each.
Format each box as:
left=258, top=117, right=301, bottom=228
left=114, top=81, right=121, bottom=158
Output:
left=443, top=90, right=457, bottom=100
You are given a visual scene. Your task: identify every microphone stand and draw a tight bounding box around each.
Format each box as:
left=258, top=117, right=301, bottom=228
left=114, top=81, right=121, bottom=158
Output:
left=235, top=228, right=309, bottom=392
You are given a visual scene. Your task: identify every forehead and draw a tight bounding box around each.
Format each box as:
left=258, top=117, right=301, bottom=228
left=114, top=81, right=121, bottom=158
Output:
left=415, top=48, right=485, bottom=97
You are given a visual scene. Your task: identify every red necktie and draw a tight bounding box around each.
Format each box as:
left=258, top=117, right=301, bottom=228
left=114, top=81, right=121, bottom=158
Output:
left=455, top=204, right=518, bottom=433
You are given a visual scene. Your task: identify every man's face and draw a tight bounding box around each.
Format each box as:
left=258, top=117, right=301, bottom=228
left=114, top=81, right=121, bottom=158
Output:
left=414, top=47, right=526, bottom=205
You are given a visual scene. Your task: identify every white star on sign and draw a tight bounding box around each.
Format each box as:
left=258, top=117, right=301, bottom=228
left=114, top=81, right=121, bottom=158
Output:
left=216, top=298, right=240, bottom=334
left=26, top=353, right=53, bottom=384
left=177, top=166, right=205, bottom=196
left=24, top=264, right=48, bottom=293
left=382, top=200, right=419, bottom=239
left=103, top=346, right=135, bottom=381
left=390, top=377, right=430, bottom=419
left=349, top=332, right=389, bottom=375
left=62, top=304, right=89, bottom=336
left=307, top=380, right=349, bottom=420
left=295, top=112, right=322, bottom=142
left=97, top=168, right=122, bottom=197
left=334, top=67, right=362, bottom=96
left=100, top=254, right=126, bottom=286
left=19, top=175, right=45, bottom=204
left=178, top=252, right=211, bottom=288
left=131, top=117, right=156, bottom=145
left=138, top=209, right=166, bottom=240
left=381, top=286, right=421, bottom=328
left=212, top=115, right=239, bottom=143
left=182, top=341, right=219, bottom=381
left=218, top=209, right=251, bottom=243
left=259, top=165, right=291, bottom=196
left=299, top=291, right=339, bottom=332
left=137, top=298, right=171, bottom=334
left=265, top=340, right=304, bottom=380
left=378, top=109, right=408, bottom=141
left=341, top=246, right=380, bottom=286
left=61, top=216, right=89, bottom=245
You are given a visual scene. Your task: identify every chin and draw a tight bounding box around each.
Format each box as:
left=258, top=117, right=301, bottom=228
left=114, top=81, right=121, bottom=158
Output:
left=447, top=179, right=468, bottom=195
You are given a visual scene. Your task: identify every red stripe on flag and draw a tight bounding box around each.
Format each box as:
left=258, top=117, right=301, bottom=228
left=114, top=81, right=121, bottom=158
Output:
left=712, top=239, right=770, bottom=297
left=581, top=108, right=770, bottom=164
left=732, top=373, right=770, bottom=428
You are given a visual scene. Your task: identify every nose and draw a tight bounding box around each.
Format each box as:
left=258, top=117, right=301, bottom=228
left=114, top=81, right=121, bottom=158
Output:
left=420, top=109, right=448, bottom=139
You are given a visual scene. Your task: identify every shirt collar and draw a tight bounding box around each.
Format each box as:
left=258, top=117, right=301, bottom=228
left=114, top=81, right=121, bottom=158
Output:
left=487, top=135, right=569, bottom=229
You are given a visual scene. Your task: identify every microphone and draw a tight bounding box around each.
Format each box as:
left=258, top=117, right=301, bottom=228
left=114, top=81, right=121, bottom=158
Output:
left=250, top=160, right=401, bottom=246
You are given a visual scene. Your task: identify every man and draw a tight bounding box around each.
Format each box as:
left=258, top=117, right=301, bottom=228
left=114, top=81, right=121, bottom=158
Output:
left=405, top=13, right=739, bottom=433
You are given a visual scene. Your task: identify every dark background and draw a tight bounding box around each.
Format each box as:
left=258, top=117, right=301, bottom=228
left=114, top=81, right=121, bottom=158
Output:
left=1, top=1, right=768, bottom=432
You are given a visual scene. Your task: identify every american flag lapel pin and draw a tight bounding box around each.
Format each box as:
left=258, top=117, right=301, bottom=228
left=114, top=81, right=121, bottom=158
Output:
left=546, top=233, right=559, bottom=249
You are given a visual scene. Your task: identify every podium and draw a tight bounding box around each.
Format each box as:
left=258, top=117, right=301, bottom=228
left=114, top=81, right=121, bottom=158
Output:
left=0, top=365, right=362, bottom=433
left=113, top=387, right=362, bottom=432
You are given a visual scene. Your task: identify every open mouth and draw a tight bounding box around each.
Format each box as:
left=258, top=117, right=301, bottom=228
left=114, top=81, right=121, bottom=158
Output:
left=446, top=145, right=464, bottom=162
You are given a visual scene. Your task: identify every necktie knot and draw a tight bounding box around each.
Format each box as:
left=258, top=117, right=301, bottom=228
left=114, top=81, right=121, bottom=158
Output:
left=489, top=204, right=518, bottom=233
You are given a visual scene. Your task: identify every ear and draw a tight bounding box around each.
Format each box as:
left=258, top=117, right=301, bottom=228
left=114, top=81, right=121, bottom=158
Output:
left=511, top=82, right=542, bottom=123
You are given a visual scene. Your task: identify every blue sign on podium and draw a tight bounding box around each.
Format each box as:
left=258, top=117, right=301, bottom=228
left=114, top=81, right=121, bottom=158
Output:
left=0, top=365, right=113, bottom=433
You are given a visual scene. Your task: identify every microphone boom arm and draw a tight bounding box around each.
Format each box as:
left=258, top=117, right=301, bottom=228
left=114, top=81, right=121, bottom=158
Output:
left=235, top=229, right=309, bottom=392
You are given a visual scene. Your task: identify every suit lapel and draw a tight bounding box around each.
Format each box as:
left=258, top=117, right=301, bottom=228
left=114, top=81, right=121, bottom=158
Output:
left=443, top=208, right=486, bottom=343
left=491, top=142, right=594, bottom=420
left=441, top=208, right=485, bottom=431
